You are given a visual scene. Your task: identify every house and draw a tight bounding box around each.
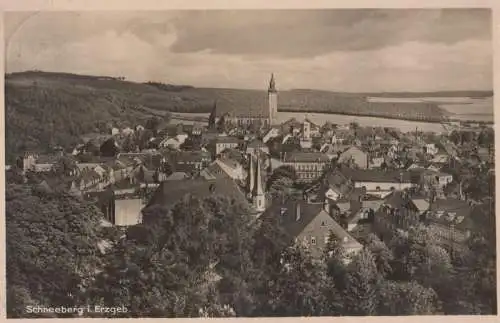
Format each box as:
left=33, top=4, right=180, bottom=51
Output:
left=246, top=139, right=270, bottom=156
left=165, top=172, right=189, bottom=181
left=259, top=199, right=363, bottom=261
left=121, top=127, right=134, bottom=136
left=369, top=157, right=385, bottom=169
left=143, top=177, right=251, bottom=225
left=214, top=157, right=246, bottom=181
left=165, top=150, right=212, bottom=174
left=176, top=132, right=189, bottom=145
left=331, top=130, right=350, bottom=144
left=416, top=169, right=454, bottom=196
left=159, top=137, right=181, bottom=150
left=424, top=143, right=439, bottom=156
left=263, top=127, right=280, bottom=144
left=422, top=198, right=475, bottom=250
left=337, top=146, right=369, bottom=169
left=279, top=152, right=330, bottom=183
left=214, top=136, right=242, bottom=156
left=337, top=167, right=416, bottom=197
left=374, top=191, right=421, bottom=237
left=85, top=189, right=145, bottom=226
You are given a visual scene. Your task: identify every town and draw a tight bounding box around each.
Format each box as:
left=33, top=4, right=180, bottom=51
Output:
left=6, top=74, right=496, bottom=317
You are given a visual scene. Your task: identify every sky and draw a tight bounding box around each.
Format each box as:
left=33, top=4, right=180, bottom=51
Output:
left=5, top=9, right=492, bottom=92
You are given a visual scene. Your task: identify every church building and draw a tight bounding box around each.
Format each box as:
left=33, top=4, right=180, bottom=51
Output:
left=220, top=74, right=279, bottom=128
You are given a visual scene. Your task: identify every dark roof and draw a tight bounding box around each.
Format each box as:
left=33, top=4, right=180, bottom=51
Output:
left=147, top=177, right=249, bottom=210
left=383, top=191, right=419, bottom=212
left=215, top=136, right=242, bottom=144
left=283, top=152, right=329, bottom=163
left=36, top=154, right=62, bottom=164
left=166, top=150, right=211, bottom=163
left=260, top=199, right=361, bottom=247
left=261, top=200, right=325, bottom=238
left=426, top=198, right=475, bottom=231
left=340, top=167, right=413, bottom=183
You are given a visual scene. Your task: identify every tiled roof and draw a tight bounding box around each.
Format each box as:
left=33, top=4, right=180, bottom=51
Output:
left=146, top=177, right=250, bottom=210
left=340, top=166, right=413, bottom=183
left=283, top=152, right=329, bottom=163
left=261, top=199, right=362, bottom=248
left=427, top=199, right=472, bottom=230
left=166, top=172, right=189, bottom=181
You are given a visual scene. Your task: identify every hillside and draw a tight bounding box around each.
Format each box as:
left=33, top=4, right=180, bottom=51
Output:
left=5, top=71, right=492, bottom=162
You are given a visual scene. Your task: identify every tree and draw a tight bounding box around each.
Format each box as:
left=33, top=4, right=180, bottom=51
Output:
left=323, top=230, right=348, bottom=291
left=259, top=246, right=335, bottom=316
left=365, top=234, right=394, bottom=278
left=268, top=176, right=295, bottom=201
left=100, top=138, right=119, bottom=157
left=52, top=155, right=76, bottom=177
left=344, top=249, right=379, bottom=316
left=90, top=195, right=255, bottom=317
left=6, top=183, right=104, bottom=318
left=378, top=281, right=440, bottom=315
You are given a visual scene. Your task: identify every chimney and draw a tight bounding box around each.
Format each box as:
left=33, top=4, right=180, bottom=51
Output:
left=296, top=202, right=301, bottom=222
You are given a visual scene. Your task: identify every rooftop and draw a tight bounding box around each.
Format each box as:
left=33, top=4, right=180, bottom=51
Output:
left=283, top=152, right=329, bottom=163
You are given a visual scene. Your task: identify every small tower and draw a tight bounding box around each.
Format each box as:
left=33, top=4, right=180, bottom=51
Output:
left=208, top=100, right=217, bottom=129
left=247, top=154, right=255, bottom=198
left=268, top=73, right=278, bottom=126
left=252, top=153, right=266, bottom=212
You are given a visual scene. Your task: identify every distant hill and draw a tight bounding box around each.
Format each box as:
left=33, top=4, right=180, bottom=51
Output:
left=5, top=71, right=493, bottom=162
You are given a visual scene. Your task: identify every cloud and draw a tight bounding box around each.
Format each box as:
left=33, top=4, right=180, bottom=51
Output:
left=5, top=9, right=492, bottom=92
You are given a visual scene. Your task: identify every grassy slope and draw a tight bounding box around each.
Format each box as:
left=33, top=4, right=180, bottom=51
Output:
left=5, top=71, right=493, bottom=162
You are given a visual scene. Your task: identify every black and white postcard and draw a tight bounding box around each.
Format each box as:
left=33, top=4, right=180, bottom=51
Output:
left=3, top=2, right=497, bottom=319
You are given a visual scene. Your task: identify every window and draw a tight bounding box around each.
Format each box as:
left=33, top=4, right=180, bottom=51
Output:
left=321, top=221, right=326, bottom=227
left=311, top=236, right=317, bottom=245
left=324, top=236, right=329, bottom=244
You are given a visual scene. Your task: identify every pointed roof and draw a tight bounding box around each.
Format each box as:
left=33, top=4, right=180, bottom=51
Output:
left=268, top=73, right=277, bottom=93
left=247, top=154, right=255, bottom=193
left=253, top=153, right=264, bottom=196
left=208, top=100, right=217, bottom=129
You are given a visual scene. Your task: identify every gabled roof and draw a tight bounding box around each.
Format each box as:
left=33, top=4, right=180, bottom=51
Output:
left=283, top=152, right=329, bottom=163
left=146, top=177, right=249, bottom=210
left=339, top=166, right=413, bottom=183
left=261, top=199, right=362, bottom=248
left=427, top=198, right=473, bottom=230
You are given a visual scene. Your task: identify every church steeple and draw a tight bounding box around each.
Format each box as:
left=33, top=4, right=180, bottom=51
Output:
left=252, top=153, right=266, bottom=212
left=247, top=154, right=255, bottom=197
left=208, top=100, right=217, bottom=129
left=268, top=73, right=277, bottom=93
left=268, top=73, right=278, bottom=126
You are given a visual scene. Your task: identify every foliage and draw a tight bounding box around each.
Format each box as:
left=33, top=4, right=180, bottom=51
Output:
left=343, top=249, right=380, bottom=315
left=378, top=281, right=440, bottom=315
left=6, top=183, right=105, bottom=318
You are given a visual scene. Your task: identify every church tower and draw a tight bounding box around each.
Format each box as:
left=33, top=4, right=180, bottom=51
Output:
left=252, top=153, right=266, bottom=212
left=268, top=73, right=278, bottom=126
left=247, top=154, right=255, bottom=198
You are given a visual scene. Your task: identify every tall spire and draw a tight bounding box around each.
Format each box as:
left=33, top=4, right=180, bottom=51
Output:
left=268, top=73, right=276, bottom=93
left=253, top=153, right=264, bottom=196
left=208, top=100, right=217, bottom=129
left=247, top=154, right=255, bottom=195
left=252, top=152, right=266, bottom=212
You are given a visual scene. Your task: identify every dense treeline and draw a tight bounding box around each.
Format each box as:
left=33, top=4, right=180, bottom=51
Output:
left=6, top=177, right=496, bottom=318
